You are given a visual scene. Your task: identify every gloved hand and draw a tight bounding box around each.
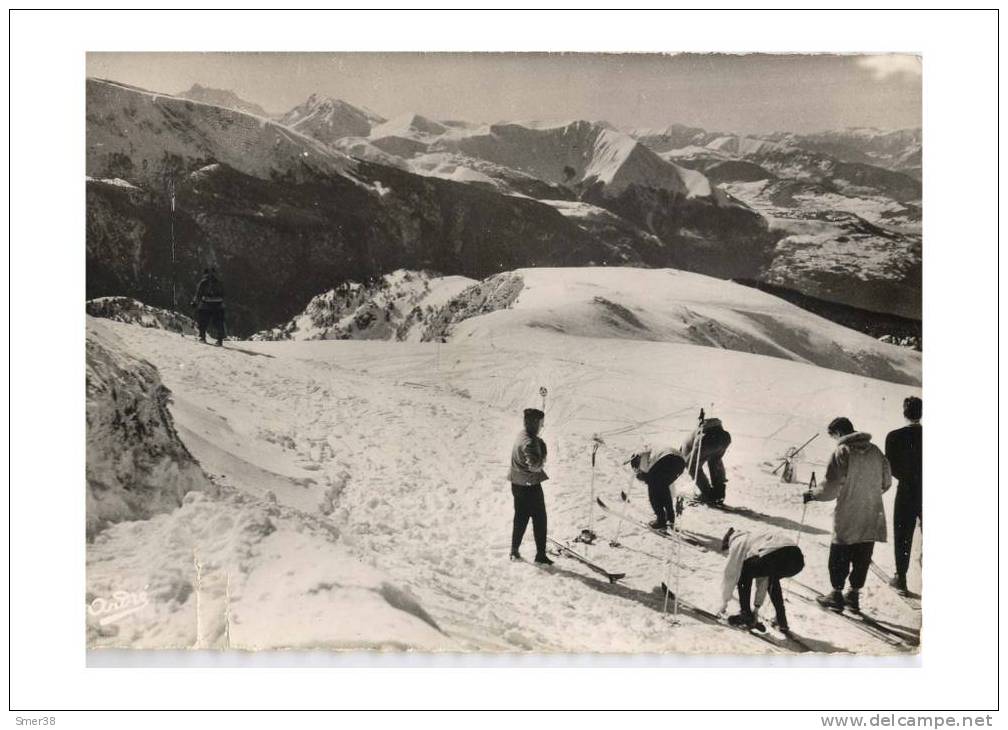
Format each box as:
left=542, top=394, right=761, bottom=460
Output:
left=802, top=491, right=814, bottom=503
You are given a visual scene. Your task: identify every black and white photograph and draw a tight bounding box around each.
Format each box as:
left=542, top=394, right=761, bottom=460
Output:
left=8, top=7, right=1002, bottom=722
left=82, top=49, right=925, bottom=655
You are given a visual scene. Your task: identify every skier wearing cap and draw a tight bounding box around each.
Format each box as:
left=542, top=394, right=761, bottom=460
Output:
left=885, top=396, right=922, bottom=595
left=509, top=407, right=552, bottom=565
left=682, top=418, right=732, bottom=505
left=804, top=417, right=891, bottom=613
left=629, top=447, right=686, bottom=530
left=719, top=527, right=805, bottom=632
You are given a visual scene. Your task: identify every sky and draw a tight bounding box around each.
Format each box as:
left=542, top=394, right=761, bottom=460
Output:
left=86, top=52, right=921, bottom=135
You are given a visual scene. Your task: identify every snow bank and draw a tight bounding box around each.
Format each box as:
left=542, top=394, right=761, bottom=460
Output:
left=87, top=296, right=197, bottom=336
left=86, top=319, right=210, bottom=538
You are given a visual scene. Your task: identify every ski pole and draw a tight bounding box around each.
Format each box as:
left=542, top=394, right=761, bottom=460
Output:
left=796, top=472, right=815, bottom=548
left=691, top=408, right=706, bottom=492
left=672, top=527, right=682, bottom=620
left=585, top=435, right=603, bottom=549
left=611, top=471, right=635, bottom=548
left=773, top=433, right=819, bottom=475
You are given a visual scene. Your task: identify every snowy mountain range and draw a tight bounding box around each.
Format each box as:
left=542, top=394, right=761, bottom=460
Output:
left=85, top=78, right=921, bottom=335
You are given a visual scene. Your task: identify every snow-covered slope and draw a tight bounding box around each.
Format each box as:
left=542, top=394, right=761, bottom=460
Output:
left=86, top=317, right=455, bottom=651
left=253, top=270, right=476, bottom=342
left=424, top=267, right=920, bottom=386
left=86, top=78, right=355, bottom=187
left=89, top=308, right=921, bottom=654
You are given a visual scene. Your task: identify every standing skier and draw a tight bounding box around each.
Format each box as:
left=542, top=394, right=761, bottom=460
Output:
left=191, top=266, right=226, bottom=346
left=885, top=396, right=922, bottom=595
left=682, top=417, right=732, bottom=505
left=719, top=527, right=805, bottom=632
left=804, top=417, right=891, bottom=613
left=508, top=408, right=553, bottom=565
left=628, top=447, right=686, bottom=530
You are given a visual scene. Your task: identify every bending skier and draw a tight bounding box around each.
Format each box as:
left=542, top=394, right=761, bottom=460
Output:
left=719, top=527, right=805, bottom=632
left=191, top=266, right=226, bottom=346
left=508, top=408, right=553, bottom=565
left=628, top=447, right=686, bottom=530
left=682, top=417, right=732, bottom=505
left=804, top=417, right=891, bottom=613
left=885, top=396, right=922, bottom=595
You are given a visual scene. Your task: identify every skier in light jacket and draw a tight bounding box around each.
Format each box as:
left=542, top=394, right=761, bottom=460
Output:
left=508, top=408, right=552, bottom=565
left=804, top=417, right=891, bottom=613
left=629, top=447, right=686, bottom=530
left=719, top=527, right=805, bottom=632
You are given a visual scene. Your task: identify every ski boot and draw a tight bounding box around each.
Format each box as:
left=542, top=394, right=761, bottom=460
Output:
left=889, top=574, right=909, bottom=596
left=534, top=553, right=554, bottom=566
left=843, top=589, right=861, bottom=613
left=509, top=551, right=523, bottom=562
left=728, top=613, right=767, bottom=632
left=771, top=616, right=790, bottom=634
left=816, top=589, right=845, bottom=612
left=648, top=519, right=669, bottom=531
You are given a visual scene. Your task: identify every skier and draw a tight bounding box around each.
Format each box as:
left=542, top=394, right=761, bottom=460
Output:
left=191, top=266, right=226, bottom=346
left=628, top=447, right=686, bottom=529
left=682, top=417, right=732, bottom=505
left=719, top=527, right=805, bottom=632
left=884, top=396, right=922, bottom=595
left=508, top=408, right=552, bottom=565
left=803, top=417, right=891, bottom=613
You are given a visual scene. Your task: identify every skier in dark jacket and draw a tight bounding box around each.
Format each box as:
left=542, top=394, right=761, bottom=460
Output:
left=191, top=267, right=226, bottom=345
left=508, top=408, right=552, bottom=565
left=629, top=447, right=686, bottom=529
left=682, top=418, right=732, bottom=505
left=884, top=396, right=922, bottom=595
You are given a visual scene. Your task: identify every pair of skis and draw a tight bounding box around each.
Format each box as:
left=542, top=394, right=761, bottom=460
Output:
left=596, top=498, right=708, bottom=552
left=867, top=562, right=922, bottom=611
left=657, top=583, right=814, bottom=653
left=545, top=537, right=626, bottom=584
left=788, top=580, right=918, bottom=649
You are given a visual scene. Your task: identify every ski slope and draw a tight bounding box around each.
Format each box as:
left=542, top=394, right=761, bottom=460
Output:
left=87, top=296, right=922, bottom=653
left=439, top=267, right=921, bottom=386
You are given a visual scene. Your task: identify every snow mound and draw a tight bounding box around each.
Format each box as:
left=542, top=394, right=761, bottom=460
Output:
left=87, top=489, right=453, bottom=650
left=86, top=319, right=211, bottom=538
left=87, top=296, right=197, bottom=336
left=428, top=267, right=920, bottom=385
left=253, top=270, right=476, bottom=342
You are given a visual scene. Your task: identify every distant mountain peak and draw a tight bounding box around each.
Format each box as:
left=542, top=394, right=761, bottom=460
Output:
left=280, top=94, right=385, bottom=142
left=177, top=84, right=269, bottom=118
